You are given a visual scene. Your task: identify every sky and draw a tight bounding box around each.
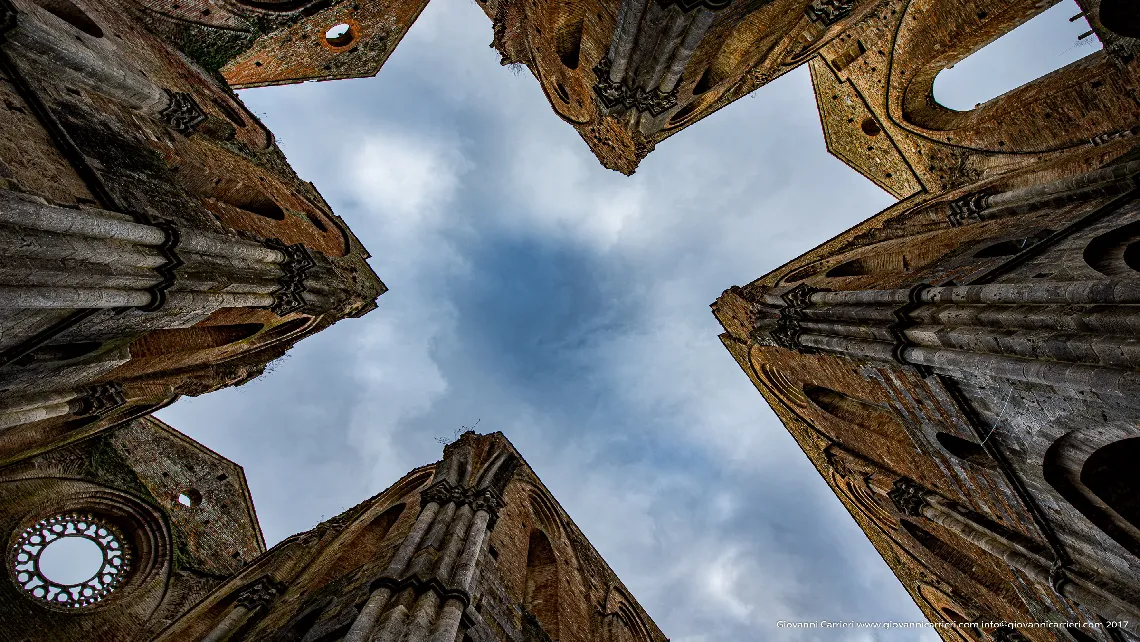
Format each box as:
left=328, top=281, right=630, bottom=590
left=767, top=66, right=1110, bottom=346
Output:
left=156, top=2, right=1096, bottom=640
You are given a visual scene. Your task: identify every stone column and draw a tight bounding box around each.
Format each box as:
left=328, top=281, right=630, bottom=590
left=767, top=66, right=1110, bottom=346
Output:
left=0, top=389, right=80, bottom=429
left=344, top=501, right=443, bottom=642
left=200, top=577, right=282, bottom=642
left=607, top=0, right=653, bottom=82
left=428, top=495, right=496, bottom=642
left=2, top=12, right=204, bottom=133
left=888, top=480, right=1140, bottom=630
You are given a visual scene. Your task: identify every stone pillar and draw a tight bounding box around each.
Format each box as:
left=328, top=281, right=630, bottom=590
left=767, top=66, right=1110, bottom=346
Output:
left=200, top=577, right=282, bottom=642
left=888, top=479, right=1140, bottom=630
left=344, top=501, right=443, bottom=642
left=0, top=389, right=80, bottom=429
left=2, top=12, right=204, bottom=133
left=607, top=0, right=653, bottom=82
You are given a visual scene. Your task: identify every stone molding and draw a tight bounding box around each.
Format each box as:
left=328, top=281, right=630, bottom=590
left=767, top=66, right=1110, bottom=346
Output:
left=265, top=239, right=316, bottom=316
left=234, top=576, right=285, bottom=610
left=158, top=90, right=207, bottom=135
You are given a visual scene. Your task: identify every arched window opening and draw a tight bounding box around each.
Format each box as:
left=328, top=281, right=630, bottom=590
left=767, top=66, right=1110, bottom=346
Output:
left=130, top=323, right=264, bottom=358
left=803, top=385, right=900, bottom=437
left=525, top=530, right=559, bottom=640
left=692, top=66, right=715, bottom=95
left=33, top=0, right=104, bottom=38
left=232, top=190, right=286, bottom=220
left=1081, top=438, right=1140, bottom=532
left=935, top=433, right=994, bottom=469
left=556, top=19, right=584, bottom=69
left=1044, top=434, right=1140, bottom=560
left=1101, top=0, right=1140, bottom=38
left=311, top=503, right=405, bottom=592
left=1084, top=220, right=1140, bottom=277
left=666, top=102, right=698, bottom=127
left=256, top=317, right=312, bottom=345
left=974, top=230, right=1052, bottom=258
left=901, top=520, right=1013, bottom=598
left=782, top=262, right=824, bottom=283
left=932, top=0, right=1102, bottom=111
left=826, top=254, right=906, bottom=277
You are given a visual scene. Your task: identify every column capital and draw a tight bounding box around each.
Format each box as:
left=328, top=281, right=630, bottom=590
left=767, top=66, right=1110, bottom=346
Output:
left=74, top=383, right=127, bottom=417
left=234, top=576, right=284, bottom=611
left=265, top=239, right=316, bottom=316
left=887, top=477, right=931, bottom=518
left=158, top=90, right=206, bottom=136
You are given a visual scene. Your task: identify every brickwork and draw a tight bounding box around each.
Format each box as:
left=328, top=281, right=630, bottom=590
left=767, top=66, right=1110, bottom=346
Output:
left=712, top=4, right=1140, bottom=637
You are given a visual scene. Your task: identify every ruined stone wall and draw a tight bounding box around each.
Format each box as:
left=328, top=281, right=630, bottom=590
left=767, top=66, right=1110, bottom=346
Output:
left=484, top=0, right=888, bottom=174
left=152, top=432, right=667, bottom=642
left=0, top=0, right=384, bottom=468
left=713, top=140, right=1140, bottom=640
left=810, top=0, right=1140, bottom=198
left=0, top=415, right=263, bottom=641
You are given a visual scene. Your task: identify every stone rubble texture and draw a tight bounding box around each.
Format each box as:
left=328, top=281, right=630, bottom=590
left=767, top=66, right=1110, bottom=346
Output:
left=2, top=0, right=1139, bottom=640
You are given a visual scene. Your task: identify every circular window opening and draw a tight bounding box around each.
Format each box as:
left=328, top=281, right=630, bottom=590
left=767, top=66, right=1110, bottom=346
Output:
left=860, top=117, right=881, bottom=136
left=10, top=514, right=130, bottom=608
left=324, top=23, right=355, bottom=48
left=176, top=489, right=203, bottom=508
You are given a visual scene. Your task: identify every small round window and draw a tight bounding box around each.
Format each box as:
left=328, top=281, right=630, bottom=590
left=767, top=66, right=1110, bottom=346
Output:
left=10, top=514, right=130, bottom=608
left=324, top=23, right=355, bottom=48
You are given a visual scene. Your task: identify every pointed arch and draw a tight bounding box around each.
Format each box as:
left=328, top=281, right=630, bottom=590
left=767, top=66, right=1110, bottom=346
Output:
left=525, top=529, right=560, bottom=640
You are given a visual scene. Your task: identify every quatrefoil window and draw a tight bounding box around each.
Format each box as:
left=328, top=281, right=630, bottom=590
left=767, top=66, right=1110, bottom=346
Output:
left=10, top=513, right=131, bottom=607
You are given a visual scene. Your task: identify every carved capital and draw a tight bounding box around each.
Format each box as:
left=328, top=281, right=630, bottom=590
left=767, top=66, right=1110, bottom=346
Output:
left=592, top=58, right=678, bottom=116
left=234, top=576, right=283, bottom=611
left=158, top=90, right=207, bottom=135
left=805, top=0, right=856, bottom=25
left=74, top=383, right=126, bottom=417
left=139, top=220, right=182, bottom=312
left=887, top=477, right=931, bottom=518
left=768, top=318, right=803, bottom=352
left=266, top=239, right=316, bottom=316
left=947, top=192, right=993, bottom=227
left=421, top=481, right=505, bottom=524
left=780, top=283, right=823, bottom=310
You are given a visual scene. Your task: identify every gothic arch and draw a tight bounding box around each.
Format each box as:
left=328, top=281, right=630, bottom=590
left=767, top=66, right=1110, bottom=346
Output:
left=1083, top=219, right=1140, bottom=277
left=301, top=503, right=407, bottom=592
left=894, top=0, right=1118, bottom=153
left=129, top=323, right=265, bottom=358
left=901, top=520, right=1016, bottom=601
left=803, top=385, right=902, bottom=439
left=601, top=584, right=653, bottom=642
left=1044, top=428, right=1140, bottom=560
left=524, top=529, right=560, bottom=640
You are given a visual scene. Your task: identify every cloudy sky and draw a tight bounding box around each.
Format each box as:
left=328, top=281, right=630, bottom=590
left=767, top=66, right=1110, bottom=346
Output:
left=158, top=3, right=1099, bottom=640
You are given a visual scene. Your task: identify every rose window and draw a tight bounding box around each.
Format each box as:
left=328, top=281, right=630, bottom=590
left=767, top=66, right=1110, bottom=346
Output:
left=10, top=513, right=130, bottom=607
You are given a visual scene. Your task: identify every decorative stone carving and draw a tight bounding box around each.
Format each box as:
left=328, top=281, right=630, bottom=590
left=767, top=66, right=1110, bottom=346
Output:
left=947, top=192, right=993, bottom=227
left=158, top=90, right=207, bottom=135
left=887, top=478, right=930, bottom=518
left=780, top=283, right=823, bottom=310
left=74, top=383, right=127, bottom=417
left=10, top=513, right=130, bottom=608
left=234, top=576, right=284, bottom=610
left=805, top=0, right=857, bottom=26
left=421, top=480, right=506, bottom=520
left=768, top=318, right=803, bottom=352
left=265, top=239, right=316, bottom=316
left=592, top=58, right=679, bottom=116
left=141, top=220, right=183, bottom=311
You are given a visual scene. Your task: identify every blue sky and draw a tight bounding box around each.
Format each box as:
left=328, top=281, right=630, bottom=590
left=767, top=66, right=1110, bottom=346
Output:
left=157, top=2, right=1096, bottom=640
